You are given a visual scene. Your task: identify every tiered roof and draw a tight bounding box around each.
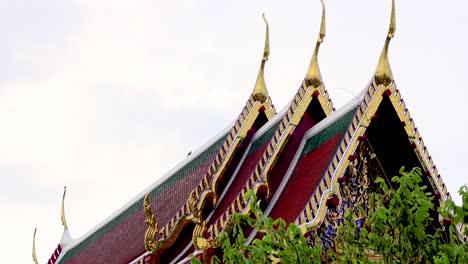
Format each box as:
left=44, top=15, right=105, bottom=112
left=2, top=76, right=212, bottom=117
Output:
left=34, top=1, right=457, bottom=263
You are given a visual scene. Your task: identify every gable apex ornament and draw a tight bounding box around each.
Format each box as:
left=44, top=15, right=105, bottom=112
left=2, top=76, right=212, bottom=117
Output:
left=375, top=0, right=396, bottom=86
left=305, top=0, right=326, bottom=88
left=252, top=14, right=271, bottom=103
left=32, top=228, right=39, bottom=264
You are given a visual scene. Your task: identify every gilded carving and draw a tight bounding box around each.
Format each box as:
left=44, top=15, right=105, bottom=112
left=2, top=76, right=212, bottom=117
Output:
left=188, top=190, right=220, bottom=251
left=188, top=190, right=207, bottom=250
left=307, top=141, right=383, bottom=252
left=144, top=192, right=163, bottom=253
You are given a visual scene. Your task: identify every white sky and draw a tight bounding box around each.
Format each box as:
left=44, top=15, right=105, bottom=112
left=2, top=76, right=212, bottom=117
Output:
left=1, top=0, right=467, bottom=263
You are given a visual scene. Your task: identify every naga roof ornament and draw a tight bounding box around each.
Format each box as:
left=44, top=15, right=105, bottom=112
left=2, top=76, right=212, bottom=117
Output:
left=375, top=0, right=396, bottom=86
left=143, top=192, right=162, bottom=253
left=61, top=187, right=68, bottom=230
left=305, top=0, right=326, bottom=88
left=59, top=187, right=73, bottom=247
left=32, top=228, right=38, bottom=264
left=252, top=14, right=270, bottom=103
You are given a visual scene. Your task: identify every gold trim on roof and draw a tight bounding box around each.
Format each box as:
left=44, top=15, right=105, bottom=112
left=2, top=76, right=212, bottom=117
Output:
left=375, top=0, right=396, bottom=86
left=305, top=0, right=326, bottom=88
left=144, top=14, right=278, bottom=255
left=252, top=14, right=270, bottom=103
left=143, top=192, right=163, bottom=253
left=298, top=78, right=450, bottom=234
left=61, top=187, right=68, bottom=230
left=202, top=2, right=335, bottom=239
left=32, top=228, right=38, bottom=264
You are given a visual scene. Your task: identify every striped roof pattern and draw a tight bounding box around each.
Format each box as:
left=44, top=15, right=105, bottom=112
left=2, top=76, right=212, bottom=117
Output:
left=155, top=94, right=275, bottom=249
left=296, top=80, right=451, bottom=232
left=267, top=104, right=358, bottom=223
left=57, top=132, right=228, bottom=263
left=208, top=80, right=333, bottom=237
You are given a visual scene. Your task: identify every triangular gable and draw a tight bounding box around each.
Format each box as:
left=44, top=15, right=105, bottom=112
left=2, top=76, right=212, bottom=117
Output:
left=207, top=79, right=333, bottom=238
left=56, top=19, right=278, bottom=264
left=293, top=0, right=449, bottom=234
left=202, top=1, right=334, bottom=243
left=140, top=16, right=278, bottom=261
left=264, top=98, right=360, bottom=224
left=295, top=79, right=449, bottom=234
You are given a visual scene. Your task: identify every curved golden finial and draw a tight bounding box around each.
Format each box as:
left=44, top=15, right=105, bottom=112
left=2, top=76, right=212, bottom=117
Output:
left=32, top=228, right=39, bottom=264
left=144, top=192, right=162, bottom=253
left=252, top=13, right=270, bottom=103
left=375, top=0, right=396, bottom=86
left=61, top=186, right=68, bottom=230
left=305, top=0, right=326, bottom=88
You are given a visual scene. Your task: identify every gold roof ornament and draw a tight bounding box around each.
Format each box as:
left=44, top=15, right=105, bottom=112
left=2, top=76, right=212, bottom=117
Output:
left=32, top=228, right=39, bottom=264
left=143, top=192, right=163, bottom=253
left=252, top=13, right=270, bottom=103
left=59, top=186, right=74, bottom=247
left=375, top=0, right=396, bottom=86
left=61, top=186, right=68, bottom=230
left=305, top=0, right=326, bottom=88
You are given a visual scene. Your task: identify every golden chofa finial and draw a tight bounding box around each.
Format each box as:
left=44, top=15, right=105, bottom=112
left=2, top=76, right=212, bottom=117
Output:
left=375, top=0, right=396, bottom=86
left=32, top=228, right=39, bottom=264
left=61, top=186, right=68, bottom=230
left=305, top=0, right=326, bottom=88
left=252, top=13, right=270, bottom=103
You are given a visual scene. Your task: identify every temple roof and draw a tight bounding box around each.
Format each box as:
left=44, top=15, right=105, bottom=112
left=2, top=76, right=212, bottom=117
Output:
left=39, top=1, right=459, bottom=263
left=56, top=123, right=231, bottom=263
left=54, top=15, right=278, bottom=263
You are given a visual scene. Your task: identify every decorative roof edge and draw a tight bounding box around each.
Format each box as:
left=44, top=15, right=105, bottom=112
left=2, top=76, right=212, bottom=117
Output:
left=55, top=120, right=233, bottom=264
left=263, top=94, right=362, bottom=218
left=143, top=15, right=277, bottom=254
left=244, top=95, right=361, bottom=243
left=297, top=80, right=450, bottom=234
left=206, top=79, right=332, bottom=239
left=201, top=0, right=335, bottom=244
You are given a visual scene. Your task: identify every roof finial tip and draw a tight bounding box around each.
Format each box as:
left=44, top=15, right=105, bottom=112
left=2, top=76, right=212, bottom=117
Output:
left=61, top=186, right=68, bottom=230
left=32, top=228, right=38, bottom=264
left=306, top=0, right=326, bottom=88
left=252, top=14, right=270, bottom=103
left=375, top=0, right=396, bottom=86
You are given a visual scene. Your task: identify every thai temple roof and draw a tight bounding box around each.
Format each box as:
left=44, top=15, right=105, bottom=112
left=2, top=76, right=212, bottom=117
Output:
left=32, top=1, right=464, bottom=263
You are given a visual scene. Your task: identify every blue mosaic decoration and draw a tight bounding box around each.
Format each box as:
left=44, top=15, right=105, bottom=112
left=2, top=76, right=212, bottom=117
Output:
left=306, top=140, right=384, bottom=251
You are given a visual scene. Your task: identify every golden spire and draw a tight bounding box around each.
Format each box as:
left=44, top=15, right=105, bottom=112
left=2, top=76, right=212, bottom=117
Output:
left=305, top=0, right=326, bottom=88
left=375, top=0, right=396, bottom=86
left=252, top=13, right=270, bottom=103
left=61, top=186, right=68, bottom=230
left=32, top=228, right=39, bottom=264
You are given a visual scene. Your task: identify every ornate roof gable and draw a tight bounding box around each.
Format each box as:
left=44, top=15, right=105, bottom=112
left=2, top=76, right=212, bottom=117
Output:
left=291, top=0, right=451, bottom=236
left=202, top=0, right=335, bottom=244
left=142, top=14, right=278, bottom=259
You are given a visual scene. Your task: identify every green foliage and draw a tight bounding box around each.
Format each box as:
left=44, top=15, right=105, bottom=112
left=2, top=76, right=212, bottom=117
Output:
left=368, top=167, right=437, bottom=263
left=437, top=184, right=468, bottom=263
left=215, top=191, right=321, bottom=264
left=192, top=168, right=467, bottom=263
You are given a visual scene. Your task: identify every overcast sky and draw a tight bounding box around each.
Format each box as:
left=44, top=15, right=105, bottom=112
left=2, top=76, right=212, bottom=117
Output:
left=2, top=0, right=467, bottom=263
